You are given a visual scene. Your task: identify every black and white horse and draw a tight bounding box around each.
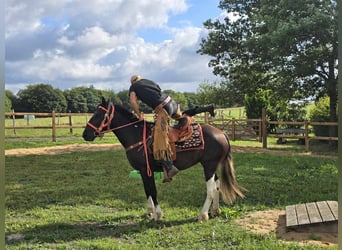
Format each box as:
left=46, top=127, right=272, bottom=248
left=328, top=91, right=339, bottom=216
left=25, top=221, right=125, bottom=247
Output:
left=82, top=97, right=244, bottom=221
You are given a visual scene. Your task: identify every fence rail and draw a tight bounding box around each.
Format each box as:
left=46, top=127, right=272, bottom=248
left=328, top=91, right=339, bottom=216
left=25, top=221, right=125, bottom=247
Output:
left=5, top=110, right=338, bottom=151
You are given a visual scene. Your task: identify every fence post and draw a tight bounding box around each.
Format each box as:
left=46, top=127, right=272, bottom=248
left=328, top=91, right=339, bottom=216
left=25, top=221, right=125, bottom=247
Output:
left=231, top=118, right=236, bottom=141
left=304, top=121, right=309, bottom=152
left=262, top=108, right=267, bottom=148
left=12, top=109, right=16, bottom=135
left=52, top=110, right=56, bottom=142
left=69, top=110, right=73, bottom=134
left=258, top=120, right=262, bottom=142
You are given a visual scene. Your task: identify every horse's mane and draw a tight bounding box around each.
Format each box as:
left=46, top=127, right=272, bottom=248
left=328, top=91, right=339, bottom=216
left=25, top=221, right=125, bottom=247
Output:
left=114, top=104, right=140, bottom=122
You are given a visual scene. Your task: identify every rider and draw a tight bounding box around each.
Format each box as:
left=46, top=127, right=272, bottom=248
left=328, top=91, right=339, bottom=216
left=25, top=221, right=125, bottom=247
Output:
left=129, top=75, right=181, bottom=181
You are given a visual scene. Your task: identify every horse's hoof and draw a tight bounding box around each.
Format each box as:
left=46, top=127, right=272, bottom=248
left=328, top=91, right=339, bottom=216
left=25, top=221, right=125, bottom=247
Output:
left=143, top=212, right=153, bottom=219
left=197, top=213, right=209, bottom=222
left=209, top=208, right=221, bottom=218
left=150, top=214, right=163, bottom=221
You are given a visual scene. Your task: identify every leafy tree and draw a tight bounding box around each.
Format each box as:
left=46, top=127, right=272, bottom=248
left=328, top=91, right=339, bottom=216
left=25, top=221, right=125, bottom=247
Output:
left=70, top=86, right=101, bottom=113
left=64, top=89, right=88, bottom=113
left=244, top=88, right=270, bottom=119
left=309, top=95, right=331, bottom=137
left=100, top=89, right=122, bottom=105
left=163, top=90, right=188, bottom=110
left=198, top=0, right=337, bottom=136
left=117, top=90, right=130, bottom=108
left=183, top=92, right=200, bottom=109
left=197, top=82, right=219, bottom=106
left=5, top=90, right=17, bottom=112
left=5, top=95, right=12, bottom=112
left=16, top=84, right=67, bottom=112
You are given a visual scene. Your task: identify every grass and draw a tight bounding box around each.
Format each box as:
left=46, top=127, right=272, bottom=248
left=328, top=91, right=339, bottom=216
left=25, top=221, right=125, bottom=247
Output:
left=5, top=149, right=337, bottom=249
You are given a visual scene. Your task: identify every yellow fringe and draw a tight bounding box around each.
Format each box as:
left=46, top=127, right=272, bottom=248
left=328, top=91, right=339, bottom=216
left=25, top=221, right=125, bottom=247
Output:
left=153, top=109, right=173, bottom=160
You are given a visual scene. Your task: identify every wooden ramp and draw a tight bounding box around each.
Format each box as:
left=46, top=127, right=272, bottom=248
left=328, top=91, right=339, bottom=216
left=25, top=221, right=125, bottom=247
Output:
left=286, top=201, right=338, bottom=233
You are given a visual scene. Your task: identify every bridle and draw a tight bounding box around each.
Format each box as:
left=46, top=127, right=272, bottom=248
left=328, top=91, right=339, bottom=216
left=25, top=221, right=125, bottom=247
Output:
left=86, top=104, right=115, bottom=137
left=87, top=103, right=144, bottom=137
left=86, top=103, right=152, bottom=176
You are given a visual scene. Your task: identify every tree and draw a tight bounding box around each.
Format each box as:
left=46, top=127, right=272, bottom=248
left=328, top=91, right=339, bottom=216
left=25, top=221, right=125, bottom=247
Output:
left=16, top=84, right=67, bottom=112
left=163, top=90, right=188, bottom=110
left=183, top=92, right=200, bottom=109
left=198, top=0, right=337, bottom=136
left=197, top=82, right=219, bottom=106
left=5, top=90, right=16, bottom=112
left=117, top=90, right=130, bottom=108
left=244, top=88, right=270, bottom=119
left=100, top=89, right=122, bottom=106
left=70, top=86, right=101, bottom=113
left=309, top=95, right=331, bottom=137
left=64, top=89, right=88, bottom=113
left=5, top=95, right=12, bottom=112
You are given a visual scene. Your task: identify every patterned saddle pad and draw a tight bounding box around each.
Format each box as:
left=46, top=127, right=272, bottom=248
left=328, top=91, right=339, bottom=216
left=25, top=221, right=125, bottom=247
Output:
left=175, top=124, right=204, bottom=151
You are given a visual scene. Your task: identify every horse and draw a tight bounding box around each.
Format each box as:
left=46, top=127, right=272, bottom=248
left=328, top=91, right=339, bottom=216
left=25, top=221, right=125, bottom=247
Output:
left=82, top=97, right=244, bottom=221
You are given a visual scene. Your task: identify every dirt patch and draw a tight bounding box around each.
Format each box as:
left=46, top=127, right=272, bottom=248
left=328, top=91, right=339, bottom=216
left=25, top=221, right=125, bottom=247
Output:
left=235, top=209, right=337, bottom=247
left=5, top=143, right=123, bottom=156
left=5, top=144, right=337, bottom=159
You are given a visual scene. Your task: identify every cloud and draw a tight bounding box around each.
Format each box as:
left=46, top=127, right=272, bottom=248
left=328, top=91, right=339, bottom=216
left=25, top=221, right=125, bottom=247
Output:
left=5, top=0, right=220, bottom=94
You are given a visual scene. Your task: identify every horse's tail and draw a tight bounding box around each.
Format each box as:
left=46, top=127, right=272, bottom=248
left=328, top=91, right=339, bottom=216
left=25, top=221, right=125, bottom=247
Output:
left=220, top=133, right=245, bottom=204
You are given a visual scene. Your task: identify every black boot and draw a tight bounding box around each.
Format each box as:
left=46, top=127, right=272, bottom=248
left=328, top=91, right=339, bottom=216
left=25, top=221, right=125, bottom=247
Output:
left=182, top=104, right=215, bottom=117
left=162, top=160, right=179, bottom=182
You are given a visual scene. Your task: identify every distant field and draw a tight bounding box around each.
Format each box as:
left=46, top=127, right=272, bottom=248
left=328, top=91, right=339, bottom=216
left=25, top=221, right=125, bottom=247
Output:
left=5, top=107, right=246, bottom=138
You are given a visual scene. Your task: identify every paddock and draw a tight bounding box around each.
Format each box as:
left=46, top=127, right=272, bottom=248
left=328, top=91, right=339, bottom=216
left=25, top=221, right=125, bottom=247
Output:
left=5, top=144, right=337, bottom=249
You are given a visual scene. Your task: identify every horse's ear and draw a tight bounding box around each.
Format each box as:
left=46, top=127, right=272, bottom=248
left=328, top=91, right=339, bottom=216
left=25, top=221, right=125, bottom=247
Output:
left=102, top=96, right=109, bottom=107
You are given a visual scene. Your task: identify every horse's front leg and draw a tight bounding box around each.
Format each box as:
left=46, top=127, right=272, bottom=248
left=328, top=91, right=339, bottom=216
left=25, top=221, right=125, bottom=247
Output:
left=141, top=172, right=163, bottom=221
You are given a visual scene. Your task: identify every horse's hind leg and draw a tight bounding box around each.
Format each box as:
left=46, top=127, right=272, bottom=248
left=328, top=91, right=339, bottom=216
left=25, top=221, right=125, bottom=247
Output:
left=198, top=175, right=217, bottom=222
left=210, top=178, right=221, bottom=217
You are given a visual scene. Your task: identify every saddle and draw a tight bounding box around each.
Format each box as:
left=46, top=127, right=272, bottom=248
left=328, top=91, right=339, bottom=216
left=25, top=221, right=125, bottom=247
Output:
left=168, top=116, right=193, bottom=143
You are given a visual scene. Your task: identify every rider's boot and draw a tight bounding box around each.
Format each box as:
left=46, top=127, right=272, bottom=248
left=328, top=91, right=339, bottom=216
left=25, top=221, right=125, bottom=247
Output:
left=162, top=160, right=179, bottom=183
left=182, top=104, right=215, bottom=117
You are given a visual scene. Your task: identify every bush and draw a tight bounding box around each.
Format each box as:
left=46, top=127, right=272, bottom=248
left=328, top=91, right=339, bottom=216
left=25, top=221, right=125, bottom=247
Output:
left=309, top=96, right=330, bottom=137
left=244, top=89, right=270, bottom=119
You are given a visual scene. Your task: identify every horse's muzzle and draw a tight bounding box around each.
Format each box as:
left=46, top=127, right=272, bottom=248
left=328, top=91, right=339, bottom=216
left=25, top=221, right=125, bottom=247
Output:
left=82, top=129, right=96, bottom=141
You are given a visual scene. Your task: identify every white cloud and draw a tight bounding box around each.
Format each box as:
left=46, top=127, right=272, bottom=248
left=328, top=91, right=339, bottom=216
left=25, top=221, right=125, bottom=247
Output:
left=5, top=0, right=221, bottom=94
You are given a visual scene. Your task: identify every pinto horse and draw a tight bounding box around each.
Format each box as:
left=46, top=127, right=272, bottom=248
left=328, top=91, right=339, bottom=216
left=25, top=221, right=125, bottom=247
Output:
left=82, top=97, right=244, bottom=221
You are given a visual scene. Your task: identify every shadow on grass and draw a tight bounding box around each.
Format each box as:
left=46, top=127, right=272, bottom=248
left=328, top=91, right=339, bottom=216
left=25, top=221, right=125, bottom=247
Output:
left=6, top=215, right=197, bottom=246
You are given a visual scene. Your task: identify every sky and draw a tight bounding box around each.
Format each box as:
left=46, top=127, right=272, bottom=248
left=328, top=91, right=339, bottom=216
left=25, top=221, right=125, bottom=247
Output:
left=5, top=0, right=227, bottom=94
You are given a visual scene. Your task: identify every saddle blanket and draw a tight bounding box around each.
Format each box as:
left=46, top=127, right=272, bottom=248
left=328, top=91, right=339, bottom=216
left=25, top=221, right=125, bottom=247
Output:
left=175, top=124, right=204, bottom=151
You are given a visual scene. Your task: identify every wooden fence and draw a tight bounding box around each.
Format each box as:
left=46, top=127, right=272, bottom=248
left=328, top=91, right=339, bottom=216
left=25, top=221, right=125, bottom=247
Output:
left=5, top=110, right=338, bottom=151
left=5, top=111, right=92, bottom=142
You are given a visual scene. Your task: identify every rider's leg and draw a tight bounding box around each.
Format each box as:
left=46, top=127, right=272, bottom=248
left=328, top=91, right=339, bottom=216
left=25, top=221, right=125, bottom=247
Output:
left=162, top=159, right=179, bottom=181
left=164, top=100, right=182, bottom=119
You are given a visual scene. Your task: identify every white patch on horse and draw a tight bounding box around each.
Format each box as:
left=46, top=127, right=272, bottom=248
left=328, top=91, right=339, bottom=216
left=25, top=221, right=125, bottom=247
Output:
left=199, top=175, right=216, bottom=221
left=146, top=196, right=163, bottom=221
left=210, top=179, right=221, bottom=217
left=146, top=196, right=155, bottom=216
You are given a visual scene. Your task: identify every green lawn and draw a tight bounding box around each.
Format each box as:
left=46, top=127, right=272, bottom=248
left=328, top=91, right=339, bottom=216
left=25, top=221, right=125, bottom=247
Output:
left=5, top=149, right=337, bottom=249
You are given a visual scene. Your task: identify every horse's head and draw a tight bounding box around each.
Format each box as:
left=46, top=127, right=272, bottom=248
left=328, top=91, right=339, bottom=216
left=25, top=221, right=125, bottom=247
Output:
left=82, top=97, right=115, bottom=141
left=82, top=96, right=140, bottom=141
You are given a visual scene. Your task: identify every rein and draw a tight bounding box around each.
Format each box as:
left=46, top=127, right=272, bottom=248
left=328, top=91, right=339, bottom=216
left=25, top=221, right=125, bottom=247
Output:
left=87, top=103, right=152, bottom=177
